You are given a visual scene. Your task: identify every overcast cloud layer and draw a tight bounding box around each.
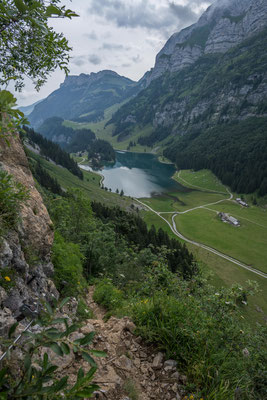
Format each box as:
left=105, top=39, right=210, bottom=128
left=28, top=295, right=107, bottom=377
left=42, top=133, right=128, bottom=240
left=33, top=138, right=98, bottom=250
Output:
left=14, top=0, right=214, bottom=106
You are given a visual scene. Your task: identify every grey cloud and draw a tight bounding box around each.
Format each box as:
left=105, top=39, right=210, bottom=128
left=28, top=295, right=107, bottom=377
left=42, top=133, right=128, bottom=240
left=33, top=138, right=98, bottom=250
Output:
left=132, top=54, right=142, bottom=63
left=122, top=63, right=131, bottom=68
left=169, top=3, right=197, bottom=23
left=88, top=0, right=199, bottom=31
left=84, top=31, right=98, bottom=40
left=71, top=56, right=87, bottom=66
left=101, top=42, right=131, bottom=51
left=88, top=54, right=102, bottom=65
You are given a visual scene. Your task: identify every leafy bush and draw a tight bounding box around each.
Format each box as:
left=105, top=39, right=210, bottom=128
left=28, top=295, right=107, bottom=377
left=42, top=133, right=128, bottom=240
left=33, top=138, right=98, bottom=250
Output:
left=94, top=266, right=267, bottom=399
left=0, top=170, right=29, bottom=238
left=52, top=232, right=86, bottom=296
left=76, top=299, right=94, bottom=321
left=0, top=298, right=105, bottom=399
left=93, top=279, right=124, bottom=311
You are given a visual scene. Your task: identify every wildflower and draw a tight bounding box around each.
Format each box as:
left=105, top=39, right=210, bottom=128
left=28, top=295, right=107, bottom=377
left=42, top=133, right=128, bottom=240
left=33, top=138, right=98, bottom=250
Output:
left=242, top=348, right=250, bottom=357
left=225, top=301, right=231, bottom=305
left=215, top=292, right=220, bottom=296
left=190, top=396, right=194, bottom=399
left=4, top=276, right=11, bottom=282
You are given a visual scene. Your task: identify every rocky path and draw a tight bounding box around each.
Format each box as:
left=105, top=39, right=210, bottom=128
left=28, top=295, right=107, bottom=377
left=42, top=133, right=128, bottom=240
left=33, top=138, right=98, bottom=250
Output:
left=70, top=288, right=185, bottom=400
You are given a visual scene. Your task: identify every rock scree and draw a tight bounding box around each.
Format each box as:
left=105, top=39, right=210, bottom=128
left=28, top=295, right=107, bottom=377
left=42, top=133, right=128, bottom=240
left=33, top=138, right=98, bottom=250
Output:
left=68, top=287, right=185, bottom=400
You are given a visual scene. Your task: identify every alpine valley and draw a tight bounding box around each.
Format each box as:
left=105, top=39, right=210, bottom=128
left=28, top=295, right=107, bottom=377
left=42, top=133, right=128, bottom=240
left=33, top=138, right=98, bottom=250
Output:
left=28, top=0, right=267, bottom=195
left=1, top=0, right=267, bottom=399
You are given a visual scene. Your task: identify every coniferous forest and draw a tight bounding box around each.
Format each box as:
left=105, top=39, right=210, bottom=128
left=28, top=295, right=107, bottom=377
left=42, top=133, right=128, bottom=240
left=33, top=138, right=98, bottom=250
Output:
left=164, top=117, right=267, bottom=195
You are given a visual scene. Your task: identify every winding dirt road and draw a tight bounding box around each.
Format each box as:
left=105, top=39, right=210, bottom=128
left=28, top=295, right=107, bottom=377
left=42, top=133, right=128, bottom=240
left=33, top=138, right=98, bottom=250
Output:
left=134, top=197, right=267, bottom=279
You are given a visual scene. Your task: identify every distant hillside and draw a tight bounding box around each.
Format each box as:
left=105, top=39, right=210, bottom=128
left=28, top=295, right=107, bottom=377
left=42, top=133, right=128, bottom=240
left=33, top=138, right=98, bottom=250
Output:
left=37, top=116, right=96, bottom=150
left=23, top=126, right=83, bottom=179
left=19, top=99, right=43, bottom=116
left=36, top=116, right=115, bottom=166
left=110, top=26, right=267, bottom=143
left=28, top=70, right=141, bottom=128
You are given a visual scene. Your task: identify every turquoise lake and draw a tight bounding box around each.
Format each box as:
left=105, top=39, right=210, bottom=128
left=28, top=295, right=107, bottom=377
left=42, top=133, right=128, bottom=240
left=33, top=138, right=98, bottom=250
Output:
left=81, top=151, right=185, bottom=198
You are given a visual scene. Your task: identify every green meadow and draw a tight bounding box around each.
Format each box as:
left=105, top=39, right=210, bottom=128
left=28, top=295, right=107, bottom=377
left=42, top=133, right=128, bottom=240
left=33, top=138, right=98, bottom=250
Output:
left=141, top=190, right=228, bottom=213
left=174, top=169, right=228, bottom=193
left=174, top=209, right=267, bottom=273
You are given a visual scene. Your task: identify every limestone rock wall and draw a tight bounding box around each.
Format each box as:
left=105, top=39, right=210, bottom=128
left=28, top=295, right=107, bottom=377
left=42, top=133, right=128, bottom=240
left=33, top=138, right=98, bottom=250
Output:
left=0, top=133, right=58, bottom=329
left=147, top=0, right=267, bottom=84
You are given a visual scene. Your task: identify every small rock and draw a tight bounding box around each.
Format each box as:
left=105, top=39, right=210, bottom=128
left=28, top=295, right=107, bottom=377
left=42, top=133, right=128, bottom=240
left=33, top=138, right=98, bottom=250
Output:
left=180, top=375, right=187, bottom=384
left=164, top=359, right=177, bottom=368
left=124, top=320, right=136, bottom=333
left=171, top=371, right=180, bottom=380
left=139, top=351, right=147, bottom=358
left=114, top=355, right=132, bottom=371
left=164, top=366, right=174, bottom=372
left=152, top=352, right=164, bottom=369
left=134, top=358, right=141, bottom=368
left=80, top=323, right=95, bottom=334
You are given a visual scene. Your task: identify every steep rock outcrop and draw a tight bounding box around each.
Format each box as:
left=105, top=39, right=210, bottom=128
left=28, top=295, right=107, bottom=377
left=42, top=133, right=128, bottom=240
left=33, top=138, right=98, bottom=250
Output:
left=0, top=134, right=58, bottom=328
left=147, top=0, right=267, bottom=84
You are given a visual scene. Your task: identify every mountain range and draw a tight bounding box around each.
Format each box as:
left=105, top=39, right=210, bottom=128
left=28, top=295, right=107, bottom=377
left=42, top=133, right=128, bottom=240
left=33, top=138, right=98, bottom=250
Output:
left=28, top=70, right=142, bottom=128
left=28, top=0, right=267, bottom=195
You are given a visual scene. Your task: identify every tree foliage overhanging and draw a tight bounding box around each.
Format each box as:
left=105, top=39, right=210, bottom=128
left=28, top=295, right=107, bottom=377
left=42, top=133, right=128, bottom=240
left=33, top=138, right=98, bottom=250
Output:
left=0, top=0, right=78, bottom=91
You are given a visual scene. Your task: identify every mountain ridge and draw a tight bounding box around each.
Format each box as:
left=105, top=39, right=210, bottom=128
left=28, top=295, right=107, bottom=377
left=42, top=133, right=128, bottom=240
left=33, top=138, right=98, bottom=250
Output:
left=145, top=0, right=267, bottom=84
left=28, top=70, right=140, bottom=128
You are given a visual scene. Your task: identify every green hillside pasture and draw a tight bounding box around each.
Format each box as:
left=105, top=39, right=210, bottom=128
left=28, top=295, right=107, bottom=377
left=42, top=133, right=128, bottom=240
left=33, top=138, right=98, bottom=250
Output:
left=28, top=151, right=135, bottom=209
left=141, top=209, right=267, bottom=324
left=186, top=243, right=267, bottom=325
left=175, top=208, right=267, bottom=273
left=64, top=106, right=154, bottom=152
left=175, top=169, right=228, bottom=193
left=141, top=190, right=227, bottom=213
left=208, top=201, right=267, bottom=228
left=141, top=210, right=180, bottom=242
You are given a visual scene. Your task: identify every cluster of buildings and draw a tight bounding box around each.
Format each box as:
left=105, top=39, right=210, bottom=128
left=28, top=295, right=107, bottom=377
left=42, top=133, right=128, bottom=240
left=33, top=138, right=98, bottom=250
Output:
left=218, top=212, right=240, bottom=227
left=236, top=198, right=249, bottom=207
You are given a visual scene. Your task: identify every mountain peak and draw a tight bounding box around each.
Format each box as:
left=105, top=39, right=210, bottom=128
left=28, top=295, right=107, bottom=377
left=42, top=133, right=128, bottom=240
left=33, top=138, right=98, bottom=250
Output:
left=147, top=0, right=267, bottom=84
left=61, top=70, right=135, bottom=88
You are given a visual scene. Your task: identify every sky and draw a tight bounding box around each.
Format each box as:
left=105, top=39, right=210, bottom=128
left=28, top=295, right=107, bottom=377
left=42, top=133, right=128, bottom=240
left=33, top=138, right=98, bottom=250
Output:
left=14, top=0, right=215, bottom=106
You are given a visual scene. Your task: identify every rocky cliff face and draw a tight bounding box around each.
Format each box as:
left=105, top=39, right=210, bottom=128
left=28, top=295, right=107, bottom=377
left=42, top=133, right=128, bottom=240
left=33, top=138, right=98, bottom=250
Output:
left=147, top=0, right=267, bottom=84
left=0, top=134, right=58, bottom=334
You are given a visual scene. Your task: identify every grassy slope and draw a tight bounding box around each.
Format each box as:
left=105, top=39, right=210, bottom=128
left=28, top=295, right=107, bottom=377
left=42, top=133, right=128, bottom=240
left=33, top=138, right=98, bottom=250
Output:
left=63, top=104, right=154, bottom=152
left=141, top=190, right=228, bottom=212
left=175, top=209, right=267, bottom=273
left=139, top=169, right=267, bottom=323
left=29, top=150, right=267, bottom=323
left=175, top=169, right=228, bottom=193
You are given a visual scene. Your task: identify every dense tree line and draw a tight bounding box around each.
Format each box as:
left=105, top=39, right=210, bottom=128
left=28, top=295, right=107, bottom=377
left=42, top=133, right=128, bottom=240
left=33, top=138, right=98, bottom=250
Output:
left=32, top=161, right=64, bottom=196
left=138, top=127, right=170, bottom=147
left=91, top=201, right=197, bottom=279
left=37, top=116, right=74, bottom=145
left=164, top=117, right=267, bottom=196
left=88, top=139, right=115, bottom=163
left=23, top=126, right=83, bottom=179
left=66, top=128, right=95, bottom=153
